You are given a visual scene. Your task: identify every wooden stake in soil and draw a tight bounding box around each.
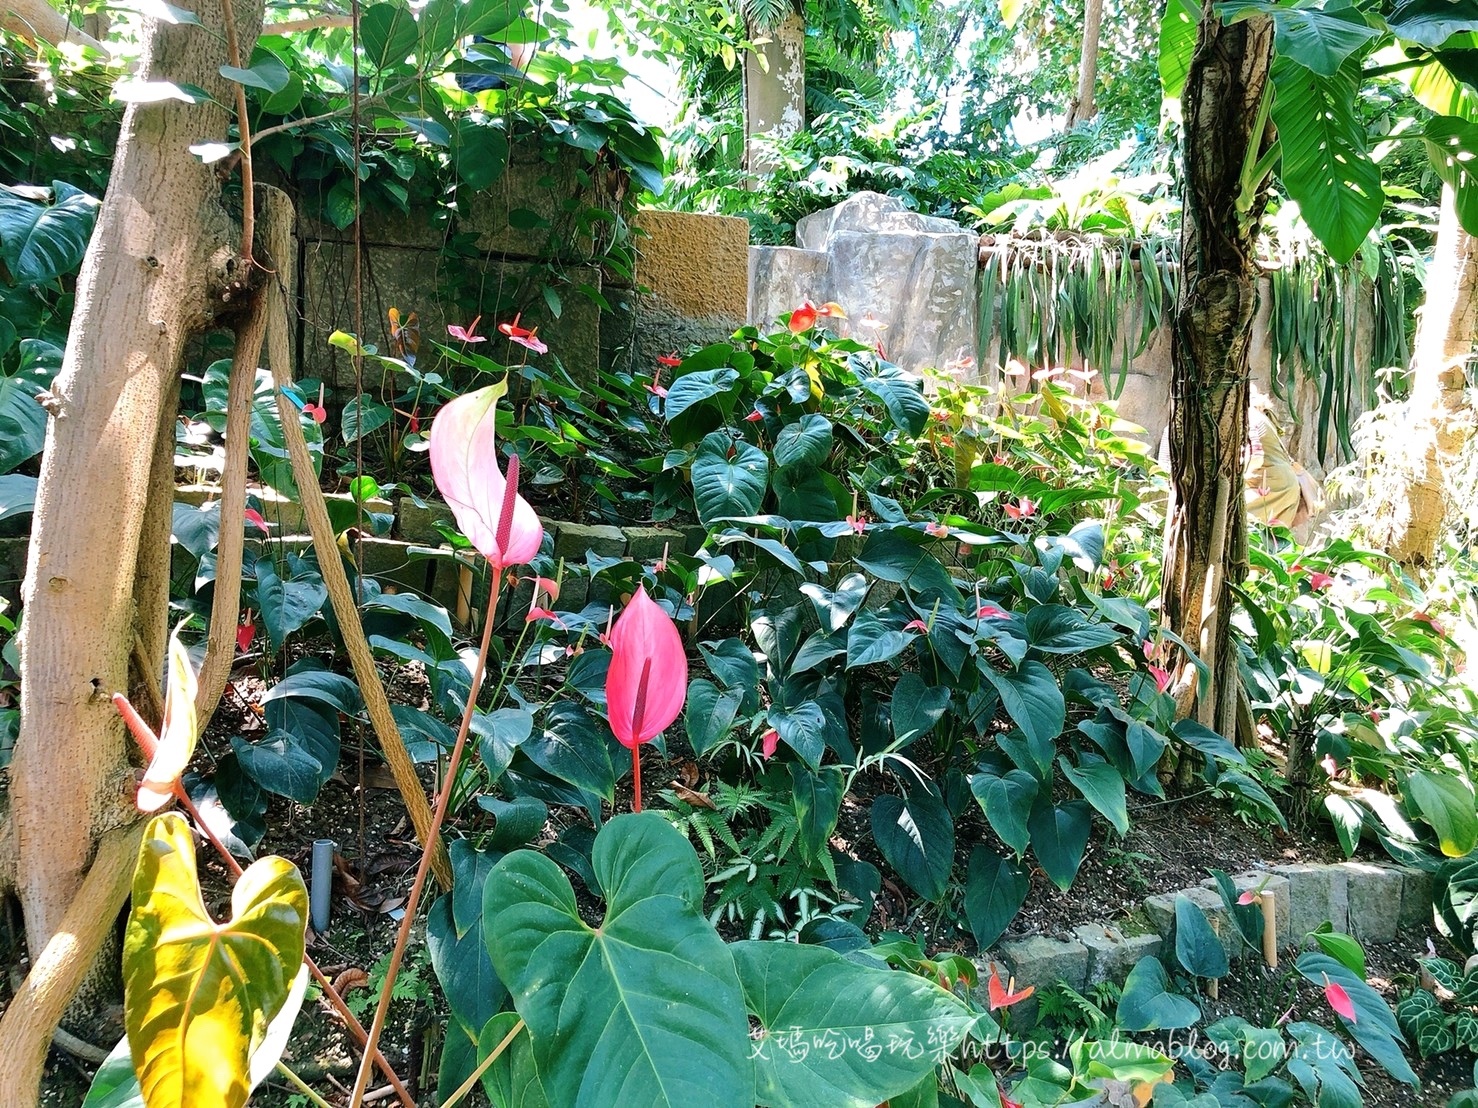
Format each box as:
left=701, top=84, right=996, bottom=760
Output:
left=1208, top=917, right=1220, bottom=999
left=1260, top=892, right=1278, bottom=968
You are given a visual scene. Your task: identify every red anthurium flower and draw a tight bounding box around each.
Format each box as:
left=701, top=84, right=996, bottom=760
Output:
left=302, top=382, right=328, bottom=424
left=987, top=967, right=1034, bottom=1011
left=498, top=313, right=549, bottom=355
left=1003, top=496, right=1036, bottom=521
left=236, top=610, right=256, bottom=653
left=744, top=408, right=764, bottom=422
left=993, top=452, right=1008, bottom=465
left=244, top=508, right=270, bottom=535
left=1323, top=974, right=1357, bottom=1023
left=1149, top=665, right=1173, bottom=694
left=999, top=1085, right=1023, bottom=1108
left=977, top=604, right=1009, bottom=620
left=760, top=728, right=780, bottom=760
left=1308, top=571, right=1335, bottom=591
left=429, top=385, right=543, bottom=569
left=606, top=587, right=688, bottom=812
left=447, top=315, right=486, bottom=343
left=788, top=301, right=819, bottom=333
left=657, top=352, right=682, bottom=368
left=114, top=630, right=198, bottom=812
left=527, top=607, right=566, bottom=629
left=903, top=619, right=930, bottom=633
left=925, top=521, right=950, bottom=538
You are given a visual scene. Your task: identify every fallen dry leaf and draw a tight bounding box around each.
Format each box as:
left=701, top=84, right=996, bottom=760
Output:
left=333, top=967, right=370, bottom=995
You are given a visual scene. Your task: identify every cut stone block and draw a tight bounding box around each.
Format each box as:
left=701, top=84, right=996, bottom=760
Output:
left=1073, top=923, right=1163, bottom=986
left=996, top=934, right=1091, bottom=995
left=1271, top=863, right=1350, bottom=940
left=397, top=497, right=450, bottom=545
left=1397, top=865, right=1436, bottom=932
left=623, top=526, right=686, bottom=564
left=553, top=522, right=627, bottom=562
left=1339, top=861, right=1405, bottom=944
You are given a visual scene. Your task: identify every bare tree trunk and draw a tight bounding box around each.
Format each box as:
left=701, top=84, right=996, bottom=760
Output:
left=742, top=9, right=806, bottom=176
left=10, top=0, right=262, bottom=959
left=1361, top=186, right=1476, bottom=566
left=1065, top=0, right=1103, bottom=129
left=1163, top=12, right=1274, bottom=737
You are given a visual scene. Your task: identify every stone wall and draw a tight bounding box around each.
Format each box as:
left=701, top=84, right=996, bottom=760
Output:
left=749, top=191, right=1376, bottom=476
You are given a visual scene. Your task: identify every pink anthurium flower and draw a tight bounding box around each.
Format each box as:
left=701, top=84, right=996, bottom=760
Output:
left=1308, top=570, right=1335, bottom=591
left=760, top=728, right=779, bottom=760
left=1238, top=890, right=1259, bottom=906
left=744, top=408, right=764, bottom=422
left=302, top=382, right=328, bottom=424
left=816, top=301, right=846, bottom=319
left=904, top=619, right=930, bottom=634
left=606, top=587, right=688, bottom=812
left=977, top=604, right=1009, bottom=620
left=114, top=629, right=198, bottom=812
left=846, top=513, right=867, bottom=535
left=527, top=607, right=566, bottom=629
left=530, top=576, right=560, bottom=604
left=429, top=385, right=543, bottom=569
left=1323, top=974, right=1357, bottom=1023
left=925, top=521, right=950, bottom=538
left=498, top=314, right=549, bottom=355
left=1003, top=496, right=1036, bottom=521
left=1149, top=665, right=1173, bottom=694
left=447, top=315, right=486, bottom=343
left=236, top=610, right=256, bottom=653
left=244, top=508, right=270, bottom=534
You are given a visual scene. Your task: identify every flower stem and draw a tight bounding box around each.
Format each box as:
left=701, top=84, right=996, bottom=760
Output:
left=347, top=567, right=504, bottom=1107
left=631, top=743, right=642, bottom=813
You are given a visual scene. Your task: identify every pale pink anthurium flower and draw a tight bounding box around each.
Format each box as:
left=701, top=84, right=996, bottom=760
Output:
left=428, top=384, right=543, bottom=569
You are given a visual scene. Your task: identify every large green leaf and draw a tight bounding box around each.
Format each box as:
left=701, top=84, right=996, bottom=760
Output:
left=871, top=785, right=955, bottom=902
left=1059, top=754, right=1129, bottom=835
left=774, top=413, right=834, bottom=469
left=847, top=608, right=915, bottom=669
left=733, top=940, right=974, bottom=1108
left=1158, top=0, right=1199, bottom=100
left=1116, top=956, right=1202, bottom=1032
left=0, top=180, right=100, bottom=285
left=891, top=674, right=950, bottom=744
left=1405, top=768, right=1478, bottom=856
left=123, top=813, right=307, bottom=1108
left=768, top=701, right=828, bottom=768
left=855, top=530, right=961, bottom=601
left=1023, top=605, right=1122, bottom=654
left=1296, top=952, right=1417, bottom=1086
left=230, top=732, right=322, bottom=803
left=691, top=431, right=768, bottom=524
left=0, top=339, right=60, bottom=474
left=685, top=678, right=743, bottom=756
left=1267, top=4, right=1381, bottom=76
left=361, top=1, right=419, bottom=69
left=1271, top=56, right=1383, bottom=263
left=1423, top=115, right=1478, bottom=237
left=982, top=661, right=1065, bottom=749
left=483, top=813, right=755, bottom=1108
left=964, top=847, right=1029, bottom=950
left=1027, top=797, right=1092, bottom=890
left=428, top=894, right=505, bottom=1032
left=968, top=767, right=1038, bottom=855
left=856, top=365, right=930, bottom=435
left=1174, top=894, right=1230, bottom=978
left=791, top=763, right=846, bottom=862
left=663, top=368, right=739, bottom=425
left=521, top=702, right=616, bottom=801
left=1389, top=0, right=1478, bottom=49
left=254, top=555, right=328, bottom=651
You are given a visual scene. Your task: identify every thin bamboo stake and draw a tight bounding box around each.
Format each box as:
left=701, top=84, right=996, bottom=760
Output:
left=257, top=188, right=449, bottom=888
left=1261, top=892, right=1278, bottom=968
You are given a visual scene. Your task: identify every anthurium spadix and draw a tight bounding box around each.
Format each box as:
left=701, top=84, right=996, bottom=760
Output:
left=428, top=381, right=542, bottom=569
left=113, top=627, right=199, bottom=812
left=605, top=587, right=687, bottom=811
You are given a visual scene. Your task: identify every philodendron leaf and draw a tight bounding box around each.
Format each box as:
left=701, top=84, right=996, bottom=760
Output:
left=123, top=813, right=308, bottom=1108
left=1116, top=956, right=1201, bottom=1032
left=1174, top=894, right=1230, bottom=979
left=733, top=940, right=975, bottom=1108
left=483, top=812, right=755, bottom=1108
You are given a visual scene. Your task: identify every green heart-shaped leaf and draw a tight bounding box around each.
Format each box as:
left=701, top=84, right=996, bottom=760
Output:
left=483, top=812, right=755, bottom=1108
left=123, top=813, right=308, bottom=1108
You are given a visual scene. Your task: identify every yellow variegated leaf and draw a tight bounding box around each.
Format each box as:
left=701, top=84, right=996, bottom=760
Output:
left=123, top=813, right=307, bottom=1108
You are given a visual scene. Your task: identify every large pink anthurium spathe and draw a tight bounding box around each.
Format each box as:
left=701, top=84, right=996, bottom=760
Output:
left=605, top=586, right=687, bottom=812
left=429, top=383, right=542, bottom=569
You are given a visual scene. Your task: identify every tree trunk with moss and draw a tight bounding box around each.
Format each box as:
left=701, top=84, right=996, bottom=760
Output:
left=1163, top=12, right=1274, bottom=740
left=1361, top=186, right=1476, bottom=567
left=8, top=0, right=263, bottom=971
